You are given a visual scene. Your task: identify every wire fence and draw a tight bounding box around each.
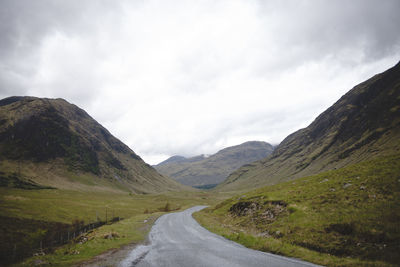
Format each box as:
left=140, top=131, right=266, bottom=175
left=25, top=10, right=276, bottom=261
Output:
left=2, top=216, right=122, bottom=266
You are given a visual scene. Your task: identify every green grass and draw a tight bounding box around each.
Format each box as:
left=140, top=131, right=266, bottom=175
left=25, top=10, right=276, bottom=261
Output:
left=13, top=213, right=159, bottom=267
left=5, top=153, right=399, bottom=266
left=0, top=188, right=230, bottom=266
left=194, top=154, right=400, bottom=266
left=0, top=189, right=219, bottom=223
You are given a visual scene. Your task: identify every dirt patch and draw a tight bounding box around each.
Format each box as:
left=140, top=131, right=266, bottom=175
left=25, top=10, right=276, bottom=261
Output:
left=3, top=195, right=29, bottom=201
left=103, top=232, right=120, bottom=239
left=259, top=201, right=287, bottom=223
left=74, top=242, right=138, bottom=267
left=229, top=200, right=287, bottom=224
left=229, top=201, right=260, bottom=216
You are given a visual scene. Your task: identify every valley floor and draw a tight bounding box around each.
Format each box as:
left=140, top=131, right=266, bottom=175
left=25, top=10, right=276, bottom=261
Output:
left=0, top=189, right=229, bottom=266
left=1, top=154, right=399, bottom=266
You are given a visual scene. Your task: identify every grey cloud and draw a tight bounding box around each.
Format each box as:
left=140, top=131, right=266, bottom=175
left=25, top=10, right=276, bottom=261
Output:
left=0, top=0, right=121, bottom=99
left=0, top=0, right=399, bottom=164
left=135, top=107, right=309, bottom=158
left=254, top=0, right=400, bottom=73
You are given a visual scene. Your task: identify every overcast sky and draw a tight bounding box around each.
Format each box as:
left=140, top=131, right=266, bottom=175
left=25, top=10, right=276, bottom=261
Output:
left=1, top=0, right=399, bottom=164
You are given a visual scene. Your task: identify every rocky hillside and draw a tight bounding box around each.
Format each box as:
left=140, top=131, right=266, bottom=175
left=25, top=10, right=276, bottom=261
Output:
left=0, top=96, right=184, bottom=193
left=154, top=141, right=274, bottom=187
left=219, top=61, right=400, bottom=191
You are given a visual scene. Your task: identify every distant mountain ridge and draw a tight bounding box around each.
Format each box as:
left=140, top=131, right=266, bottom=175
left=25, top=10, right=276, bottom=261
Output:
left=156, top=154, right=208, bottom=166
left=0, top=96, right=184, bottom=193
left=157, top=155, right=188, bottom=166
left=218, top=61, right=400, bottom=191
left=154, top=141, right=274, bottom=187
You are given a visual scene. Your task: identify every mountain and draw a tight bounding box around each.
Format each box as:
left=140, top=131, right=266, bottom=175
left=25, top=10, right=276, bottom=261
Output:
left=0, top=96, right=184, bottom=193
left=156, top=155, right=188, bottom=166
left=219, top=61, right=400, bottom=191
left=156, top=155, right=206, bottom=167
left=154, top=141, right=274, bottom=187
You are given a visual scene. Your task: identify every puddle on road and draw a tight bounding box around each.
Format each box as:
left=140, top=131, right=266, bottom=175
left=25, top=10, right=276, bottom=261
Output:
left=118, top=244, right=151, bottom=267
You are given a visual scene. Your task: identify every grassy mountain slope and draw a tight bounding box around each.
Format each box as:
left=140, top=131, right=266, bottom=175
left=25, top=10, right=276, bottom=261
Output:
left=0, top=97, right=213, bottom=266
left=195, top=154, right=400, bottom=266
left=219, top=62, right=400, bottom=191
left=155, top=141, right=274, bottom=187
left=0, top=96, right=184, bottom=193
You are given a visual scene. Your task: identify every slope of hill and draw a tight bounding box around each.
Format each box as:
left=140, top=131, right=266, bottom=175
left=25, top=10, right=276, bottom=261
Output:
left=218, top=61, right=400, bottom=191
left=0, top=96, right=184, bottom=193
left=195, top=154, right=400, bottom=266
left=155, top=141, right=274, bottom=187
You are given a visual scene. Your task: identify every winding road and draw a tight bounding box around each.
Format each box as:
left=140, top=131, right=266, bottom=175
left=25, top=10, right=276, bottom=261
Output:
left=119, top=206, right=320, bottom=267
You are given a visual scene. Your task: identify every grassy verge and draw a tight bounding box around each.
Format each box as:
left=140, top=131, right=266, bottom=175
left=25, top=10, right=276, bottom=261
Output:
left=194, top=154, right=400, bottom=266
left=0, top=189, right=230, bottom=266
left=14, top=213, right=159, bottom=267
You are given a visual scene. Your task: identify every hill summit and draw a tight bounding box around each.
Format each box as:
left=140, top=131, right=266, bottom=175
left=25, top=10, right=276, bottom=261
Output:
left=0, top=96, right=183, bottom=193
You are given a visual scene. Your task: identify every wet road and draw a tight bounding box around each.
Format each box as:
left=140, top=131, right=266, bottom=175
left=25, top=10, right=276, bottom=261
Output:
left=119, top=206, right=320, bottom=267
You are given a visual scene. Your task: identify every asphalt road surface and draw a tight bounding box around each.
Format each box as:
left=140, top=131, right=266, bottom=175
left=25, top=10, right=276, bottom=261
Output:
left=119, top=206, right=320, bottom=267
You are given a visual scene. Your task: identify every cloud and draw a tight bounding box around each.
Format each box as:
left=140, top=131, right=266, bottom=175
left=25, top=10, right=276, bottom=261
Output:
left=1, top=0, right=399, bottom=164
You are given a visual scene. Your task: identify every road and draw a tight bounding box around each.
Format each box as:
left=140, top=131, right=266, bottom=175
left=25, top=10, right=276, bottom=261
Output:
left=119, top=206, right=320, bottom=267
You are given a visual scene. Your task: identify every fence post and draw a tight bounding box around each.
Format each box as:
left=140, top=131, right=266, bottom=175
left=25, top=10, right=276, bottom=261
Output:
left=13, top=244, right=16, bottom=261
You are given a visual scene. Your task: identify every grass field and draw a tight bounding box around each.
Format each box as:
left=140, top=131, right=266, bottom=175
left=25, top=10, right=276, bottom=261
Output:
left=0, top=188, right=230, bottom=266
left=2, top=154, right=399, bottom=266
left=0, top=188, right=220, bottom=224
left=194, top=154, right=400, bottom=266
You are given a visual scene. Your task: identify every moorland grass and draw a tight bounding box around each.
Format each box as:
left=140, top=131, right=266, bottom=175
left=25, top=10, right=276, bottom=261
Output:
left=0, top=189, right=229, bottom=266
left=194, top=154, right=400, bottom=266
